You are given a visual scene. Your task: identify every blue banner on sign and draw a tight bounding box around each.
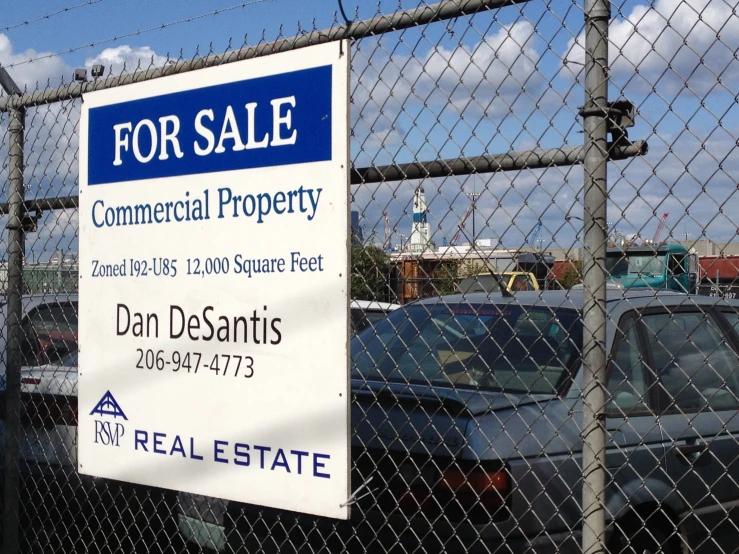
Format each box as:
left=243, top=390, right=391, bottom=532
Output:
left=88, top=65, right=333, bottom=185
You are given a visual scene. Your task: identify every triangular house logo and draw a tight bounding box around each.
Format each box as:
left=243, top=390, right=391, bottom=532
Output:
left=90, top=391, right=128, bottom=420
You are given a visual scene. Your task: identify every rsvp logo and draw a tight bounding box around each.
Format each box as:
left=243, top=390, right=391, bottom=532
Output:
left=90, top=391, right=127, bottom=447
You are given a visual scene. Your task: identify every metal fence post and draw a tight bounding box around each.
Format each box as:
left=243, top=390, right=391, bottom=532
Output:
left=580, top=0, right=611, bottom=552
left=3, top=104, right=26, bottom=554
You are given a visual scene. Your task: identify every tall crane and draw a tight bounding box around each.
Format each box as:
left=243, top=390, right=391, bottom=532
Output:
left=527, top=221, right=543, bottom=247
left=452, top=202, right=475, bottom=245
left=383, top=211, right=392, bottom=250
left=652, top=212, right=669, bottom=243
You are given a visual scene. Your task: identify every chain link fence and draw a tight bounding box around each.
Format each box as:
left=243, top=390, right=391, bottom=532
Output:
left=0, top=0, right=738, bottom=552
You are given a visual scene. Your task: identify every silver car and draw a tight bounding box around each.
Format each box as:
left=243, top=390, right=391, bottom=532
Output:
left=178, top=289, right=739, bottom=554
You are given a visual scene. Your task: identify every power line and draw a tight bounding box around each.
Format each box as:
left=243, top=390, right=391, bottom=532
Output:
left=2, top=0, right=106, bottom=33
left=5, top=0, right=275, bottom=70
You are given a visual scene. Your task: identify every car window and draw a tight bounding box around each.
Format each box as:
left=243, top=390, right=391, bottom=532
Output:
left=643, top=311, right=739, bottom=411
left=21, top=301, right=78, bottom=366
left=668, top=254, right=685, bottom=275
left=511, top=276, right=528, bottom=291
left=720, top=310, right=739, bottom=336
left=363, top=310, right=390, bottom=327
left=30, top=304, right=78, bottom=332
left=351, top=308, right=391, bottom=334
left=351, top=303, right=583, bottom=395
left=607, top=316, right=648, bottom=414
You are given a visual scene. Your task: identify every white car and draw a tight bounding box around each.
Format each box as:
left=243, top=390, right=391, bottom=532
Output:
left=19, top=352, right=78, bottom=467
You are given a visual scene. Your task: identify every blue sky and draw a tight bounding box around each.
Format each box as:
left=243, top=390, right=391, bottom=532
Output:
left=1, top=0, right=738, bottom=261
left=2, top=0, right=424, bottom=71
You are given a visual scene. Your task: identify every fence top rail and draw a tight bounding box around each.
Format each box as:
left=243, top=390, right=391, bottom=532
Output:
left=0, top=141, right=648, bottom=217
left=0, top=0, right=528, bottom=112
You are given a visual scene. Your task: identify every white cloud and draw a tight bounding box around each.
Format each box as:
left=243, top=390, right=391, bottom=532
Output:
left=353, top=21, right=548, bottom=135
left=85, top=45, right=168, bottom=77
left=414, top=21, right=545, bottom=116
left=0, top=37, right=166, bottom=262
left=0, top=35, right=79, bottom=200
left=351, top=122, right=739, bottom=251
left=0, top=25, right=736, bottom=259
left=24, top=101, right=81, bottom=200
left=563, top=0, right=739, bottom=95
left=0, top=38, right=168, bottom=202
left=0, top=33, right=69, bottom=91
left=31, top=208, right=79, bottom=262
left=607, top=130, right=739, bottom=241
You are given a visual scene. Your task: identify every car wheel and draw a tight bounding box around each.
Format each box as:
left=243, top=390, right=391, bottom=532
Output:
left=610, top=522, right=679, bottom=554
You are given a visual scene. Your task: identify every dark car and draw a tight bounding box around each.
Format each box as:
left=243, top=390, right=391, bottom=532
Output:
left=177, top=290, right=739, bottom=554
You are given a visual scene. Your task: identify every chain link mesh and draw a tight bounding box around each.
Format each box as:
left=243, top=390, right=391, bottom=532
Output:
left=1, top=0, right=738, bottom=553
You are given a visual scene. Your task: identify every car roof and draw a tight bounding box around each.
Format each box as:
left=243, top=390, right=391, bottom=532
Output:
left=0, top=293, right=78, bottom=313
left=412, top=289, right=733, bottom=311
left=351, top=299, right=401, bottom=311
left=19, top=294, right=78, bottom=313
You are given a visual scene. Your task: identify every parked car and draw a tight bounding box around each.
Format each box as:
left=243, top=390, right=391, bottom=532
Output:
left=0, top=295, right=78, bottom=373
left=455, top=271, right=540, bottom=294
left=350, top=299, right=401, bottom=334
left=0, top=295, right=80, bottom=469
left=20, top=296, right=78, bottom=366
left=177, top=289, right=739, bottom=554
left=0, top=294, right=180, bottom=553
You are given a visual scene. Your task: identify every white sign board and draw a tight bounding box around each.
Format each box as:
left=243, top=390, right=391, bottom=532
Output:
left=78, top=42, right=351, bottom=520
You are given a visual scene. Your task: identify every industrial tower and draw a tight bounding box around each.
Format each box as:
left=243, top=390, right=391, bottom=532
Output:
left=409, top=186, right=430, bottom=253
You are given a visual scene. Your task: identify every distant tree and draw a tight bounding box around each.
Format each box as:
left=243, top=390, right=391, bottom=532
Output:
left=351, top=243, right=390, bottom=301
left=462, top=259, right=485, bottom=277
left=558, top=259, right=583, bottom=289
left=433, top=260, right=461, bottom=296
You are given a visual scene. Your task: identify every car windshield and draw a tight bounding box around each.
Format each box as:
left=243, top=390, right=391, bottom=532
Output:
left=607, top=253, right=666, bottom=277
left=351, top=303, right=583, bottom=394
